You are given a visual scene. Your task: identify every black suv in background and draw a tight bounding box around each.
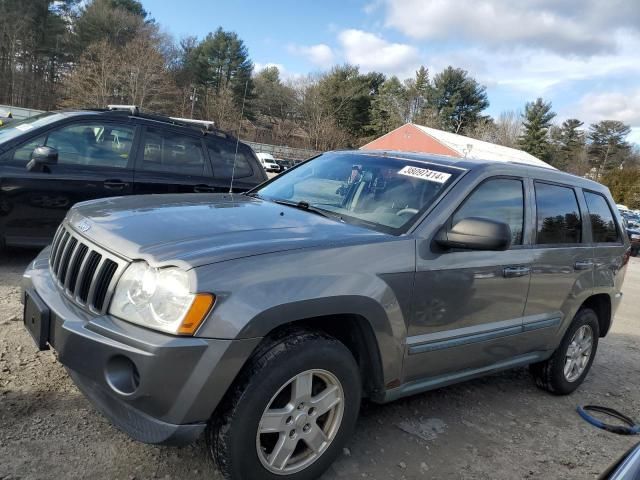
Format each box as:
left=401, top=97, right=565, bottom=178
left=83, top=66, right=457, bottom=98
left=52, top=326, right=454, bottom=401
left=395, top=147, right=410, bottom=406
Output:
left=0, top=108, right=267, bottom=248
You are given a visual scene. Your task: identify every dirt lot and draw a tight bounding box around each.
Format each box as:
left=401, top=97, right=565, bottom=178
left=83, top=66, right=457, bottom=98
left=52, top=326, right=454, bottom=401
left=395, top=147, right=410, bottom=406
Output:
left=1, top=250, right=638, bottom=480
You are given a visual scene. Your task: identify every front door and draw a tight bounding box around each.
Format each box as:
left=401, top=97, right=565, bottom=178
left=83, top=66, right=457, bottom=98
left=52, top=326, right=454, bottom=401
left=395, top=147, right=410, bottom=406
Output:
left=0, top=121, right=135, bottom=247
left=133, top=127, right=220, bottom=194
left=405, top=177, right=533, bottom=381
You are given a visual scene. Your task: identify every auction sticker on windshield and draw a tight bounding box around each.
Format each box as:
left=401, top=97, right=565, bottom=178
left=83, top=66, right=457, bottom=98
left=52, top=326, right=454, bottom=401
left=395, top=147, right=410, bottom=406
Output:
left=398, top=166, right=451, bottom=183
left=14, top=124, right=34, bottom=132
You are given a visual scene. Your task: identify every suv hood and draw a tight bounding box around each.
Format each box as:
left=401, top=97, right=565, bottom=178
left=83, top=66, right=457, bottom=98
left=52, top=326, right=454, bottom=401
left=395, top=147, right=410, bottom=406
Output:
left=66, top=194, right=390, bottom=268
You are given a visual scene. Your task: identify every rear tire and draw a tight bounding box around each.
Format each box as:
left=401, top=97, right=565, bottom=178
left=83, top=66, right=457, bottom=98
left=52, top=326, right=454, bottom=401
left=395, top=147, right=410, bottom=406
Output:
left=530, top=308, right=600, bottom=395
left=207, top=331, right=361, bottom=480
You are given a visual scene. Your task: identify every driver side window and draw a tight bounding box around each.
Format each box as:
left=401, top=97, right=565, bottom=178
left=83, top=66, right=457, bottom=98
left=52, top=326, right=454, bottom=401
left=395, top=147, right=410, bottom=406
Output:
left=2, top=122, right=134, bottom=168
left=0, top=135, right=46, bottom=164
left=452, top=178, right=525, bottom=245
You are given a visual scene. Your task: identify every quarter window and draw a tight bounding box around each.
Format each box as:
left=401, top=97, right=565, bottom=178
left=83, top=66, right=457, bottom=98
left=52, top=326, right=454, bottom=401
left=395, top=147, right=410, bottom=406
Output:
left=584, top=192, right=619, bottom=243
left=535, top=183, right=582, bottom=244
left=141, top=128, right=205, bottom=175
left=453, top=178, right=525, bottom=245
left=208, top=141, right=253, bottom=179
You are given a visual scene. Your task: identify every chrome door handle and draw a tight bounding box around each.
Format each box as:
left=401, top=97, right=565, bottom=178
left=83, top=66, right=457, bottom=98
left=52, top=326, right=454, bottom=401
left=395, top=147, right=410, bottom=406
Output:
left=574, top=261, right=594, bottom=271
left=503, top=266, right=531, bottom=278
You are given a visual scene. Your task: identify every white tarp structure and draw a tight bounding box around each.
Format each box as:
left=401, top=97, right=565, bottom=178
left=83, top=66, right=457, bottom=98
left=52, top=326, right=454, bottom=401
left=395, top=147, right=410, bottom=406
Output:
left=413, top=124, right=555, bottom=169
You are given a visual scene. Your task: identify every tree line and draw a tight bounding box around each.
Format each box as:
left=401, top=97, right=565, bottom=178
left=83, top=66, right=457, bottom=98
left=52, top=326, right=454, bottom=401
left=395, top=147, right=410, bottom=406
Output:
left=1, top=0, right=638, bottom=206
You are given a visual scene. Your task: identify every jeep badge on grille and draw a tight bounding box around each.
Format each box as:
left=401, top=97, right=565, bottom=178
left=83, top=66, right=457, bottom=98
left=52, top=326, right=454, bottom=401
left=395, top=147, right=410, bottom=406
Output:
left=76, top=219, right=91, bottom=233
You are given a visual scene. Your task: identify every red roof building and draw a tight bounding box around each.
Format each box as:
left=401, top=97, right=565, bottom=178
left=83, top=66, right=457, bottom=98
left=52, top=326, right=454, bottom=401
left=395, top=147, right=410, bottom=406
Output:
left=361, top=123, right=553, bottom=169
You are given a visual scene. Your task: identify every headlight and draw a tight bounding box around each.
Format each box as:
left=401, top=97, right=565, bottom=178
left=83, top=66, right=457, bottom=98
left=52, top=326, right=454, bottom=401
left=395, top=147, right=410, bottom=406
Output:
left=109, top=261, right=214, bottom=335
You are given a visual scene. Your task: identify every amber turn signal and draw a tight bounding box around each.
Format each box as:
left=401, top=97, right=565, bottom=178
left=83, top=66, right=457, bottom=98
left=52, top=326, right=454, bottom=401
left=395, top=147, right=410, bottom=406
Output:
left=178, top=293, right=215, bottom=335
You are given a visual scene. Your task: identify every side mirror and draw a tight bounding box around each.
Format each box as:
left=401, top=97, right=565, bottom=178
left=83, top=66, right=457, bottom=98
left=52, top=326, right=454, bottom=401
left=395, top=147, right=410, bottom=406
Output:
left=436, top=217, right=512, bottom=251
left=27, top=146, right=58, bottom=172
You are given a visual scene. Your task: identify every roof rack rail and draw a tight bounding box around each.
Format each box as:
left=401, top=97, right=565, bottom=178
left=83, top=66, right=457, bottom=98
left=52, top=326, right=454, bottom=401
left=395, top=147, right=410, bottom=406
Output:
left=100, top=105, right=231, bottom=138
left=170, top=117, right=216, bottom=130
left=107, top=104, right=139, bottom=115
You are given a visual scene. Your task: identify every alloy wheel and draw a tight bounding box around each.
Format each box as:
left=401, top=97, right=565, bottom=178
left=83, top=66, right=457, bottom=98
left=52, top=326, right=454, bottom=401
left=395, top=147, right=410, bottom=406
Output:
left=256, top=369, right=345, bottom=475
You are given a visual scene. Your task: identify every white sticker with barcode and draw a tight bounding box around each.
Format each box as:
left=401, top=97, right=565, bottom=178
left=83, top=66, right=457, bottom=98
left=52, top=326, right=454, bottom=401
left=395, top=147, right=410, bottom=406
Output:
left=398, top=165, right=452, bottom=183
left=14, top=124, right=33, bottom=132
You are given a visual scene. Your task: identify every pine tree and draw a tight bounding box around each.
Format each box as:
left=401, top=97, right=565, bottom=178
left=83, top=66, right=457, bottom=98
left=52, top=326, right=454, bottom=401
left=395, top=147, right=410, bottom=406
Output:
left=368, top=76, right=408, bottom=136
left=425, top=66, right=489, bottom=134
left=588, top=120, right=631, bottom=178
left=407, top=66, right=429, bottom=122
left=519, top=98, right=556, bottom=160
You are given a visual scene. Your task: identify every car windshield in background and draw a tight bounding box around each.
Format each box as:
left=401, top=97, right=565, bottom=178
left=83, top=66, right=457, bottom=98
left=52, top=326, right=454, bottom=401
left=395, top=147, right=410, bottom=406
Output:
left=0, top=112, right=64, bottom=144
left=256, top=152, right=462, bottom=234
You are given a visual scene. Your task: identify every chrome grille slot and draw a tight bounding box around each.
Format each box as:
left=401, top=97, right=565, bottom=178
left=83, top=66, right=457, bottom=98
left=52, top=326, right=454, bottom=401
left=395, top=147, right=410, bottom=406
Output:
left=48, top=223, right=127, bottom=314
left=93, top=259, right=119, bottom=311
left=78, top=251, right=102, bottom=303
left=66, top=244, right=88, bottom=293
left=57, top=237, right=78, bottom=285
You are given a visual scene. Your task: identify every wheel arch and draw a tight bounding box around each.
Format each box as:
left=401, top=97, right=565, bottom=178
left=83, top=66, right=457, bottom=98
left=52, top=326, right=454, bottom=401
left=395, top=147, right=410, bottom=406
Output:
left=581, top=293, right=612, bottom=337
left=238, top=296, right=404, bottom=401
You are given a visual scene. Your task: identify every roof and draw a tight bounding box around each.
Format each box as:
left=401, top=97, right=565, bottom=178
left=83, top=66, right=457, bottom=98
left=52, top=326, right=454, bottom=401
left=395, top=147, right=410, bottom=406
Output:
left=360, top=123, right=554, bottom=170
left=412, top=124, right=553, bottom=169
left=332, top=149, right=607, bottom=193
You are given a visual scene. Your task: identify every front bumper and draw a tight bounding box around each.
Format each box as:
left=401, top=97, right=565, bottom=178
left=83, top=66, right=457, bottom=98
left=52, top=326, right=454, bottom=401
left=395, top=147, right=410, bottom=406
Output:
left=22, top=248, right=261, bottom=445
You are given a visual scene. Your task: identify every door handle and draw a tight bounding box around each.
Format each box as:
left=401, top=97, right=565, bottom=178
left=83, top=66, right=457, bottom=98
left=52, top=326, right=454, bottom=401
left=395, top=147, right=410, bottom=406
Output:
left=574, top=261, right=594, bottom=271
left=503, top=266, right=531, bottom=278
left=104, top=180, right=127, bottom=190
left=193, top=184, right=216, bottom=193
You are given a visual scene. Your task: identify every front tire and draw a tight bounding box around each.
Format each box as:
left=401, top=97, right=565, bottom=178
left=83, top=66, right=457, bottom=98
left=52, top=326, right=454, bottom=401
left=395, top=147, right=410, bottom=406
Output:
left=530, top=308, right=600, bottom=395
left=208, top=331, right=361, bottom=480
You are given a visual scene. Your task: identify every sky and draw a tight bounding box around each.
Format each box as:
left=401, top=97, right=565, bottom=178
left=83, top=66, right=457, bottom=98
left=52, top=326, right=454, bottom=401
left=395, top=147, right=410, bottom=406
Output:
left=143, top=0, right=640, bottom=143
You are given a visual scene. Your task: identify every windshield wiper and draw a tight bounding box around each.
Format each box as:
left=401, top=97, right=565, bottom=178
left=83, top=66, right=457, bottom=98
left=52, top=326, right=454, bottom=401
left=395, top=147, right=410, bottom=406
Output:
left=272, top=199, right=342, bottom=221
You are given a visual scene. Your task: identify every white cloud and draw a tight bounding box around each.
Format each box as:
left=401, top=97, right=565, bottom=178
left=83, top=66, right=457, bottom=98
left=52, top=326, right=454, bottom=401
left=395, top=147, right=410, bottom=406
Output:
left=253, top=62, right=286, bottom=74
left=288, top=43, right=334, bottom=68
left=383, top=0, right=640, bottom=56
left=253, top=62, right=303, bottom=82
left=337, top=29, right=420, bottom=76
left=422, top=30, right=640, bottom=97
left=574, top=90, right=640, bottom=126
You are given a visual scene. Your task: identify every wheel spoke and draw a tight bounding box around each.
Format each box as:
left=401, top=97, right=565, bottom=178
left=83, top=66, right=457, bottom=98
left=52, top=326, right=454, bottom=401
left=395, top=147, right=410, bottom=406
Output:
left=564, top=358, right=575, bottom=378
left=305, top=426, right=328, bottom=453
left=310, top=384, right=341, bottom=416
left=260, top=408, right=291, bottom=433
left=292, top=372, right=313, bottom=403
left=268, top=435, right=297, bottom=470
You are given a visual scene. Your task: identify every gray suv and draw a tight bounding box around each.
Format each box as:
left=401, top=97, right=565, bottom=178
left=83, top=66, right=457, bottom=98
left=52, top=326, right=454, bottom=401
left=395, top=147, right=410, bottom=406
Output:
left=22, top=151, right=629, bottom=479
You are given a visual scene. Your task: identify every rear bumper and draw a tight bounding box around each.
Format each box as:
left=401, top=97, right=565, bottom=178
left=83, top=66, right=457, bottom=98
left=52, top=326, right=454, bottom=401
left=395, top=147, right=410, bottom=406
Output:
left=22, top=248, right=261, bottom=445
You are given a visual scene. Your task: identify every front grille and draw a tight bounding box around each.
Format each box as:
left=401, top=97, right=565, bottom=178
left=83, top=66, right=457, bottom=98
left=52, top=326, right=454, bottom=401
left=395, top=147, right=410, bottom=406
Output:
left=49, top=223, right=127, bottom=314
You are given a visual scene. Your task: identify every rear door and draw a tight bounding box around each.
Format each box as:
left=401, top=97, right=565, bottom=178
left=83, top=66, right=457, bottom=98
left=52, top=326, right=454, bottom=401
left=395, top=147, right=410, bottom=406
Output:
left=522, top=181, right=594, bottom=351
left=583, top=190, right=627, bottom=318
left=133, top=126, right=219, bottom=194
left=0, top=120, right=136, bottom=246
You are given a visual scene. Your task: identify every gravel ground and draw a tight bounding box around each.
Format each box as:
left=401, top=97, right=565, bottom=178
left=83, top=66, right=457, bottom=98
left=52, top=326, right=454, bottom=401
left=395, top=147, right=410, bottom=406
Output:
left=1, top=249, right=638, bottom=480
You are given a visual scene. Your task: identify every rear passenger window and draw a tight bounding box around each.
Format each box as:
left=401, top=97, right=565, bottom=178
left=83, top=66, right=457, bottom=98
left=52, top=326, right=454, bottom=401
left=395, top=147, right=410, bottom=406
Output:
left=208, top=141, right=253, bottom=179
left=535, top=183, right=582, bottom=244
left=141, top=128, right=205, bottom=175
left=453, top=178, right=524, bottom=245
left=584, top=192, right=620, bottom=243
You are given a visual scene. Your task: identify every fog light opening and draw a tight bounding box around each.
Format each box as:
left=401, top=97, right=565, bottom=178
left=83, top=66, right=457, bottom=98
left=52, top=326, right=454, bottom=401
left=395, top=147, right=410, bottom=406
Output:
left=105, top=355, right=140, bottom=396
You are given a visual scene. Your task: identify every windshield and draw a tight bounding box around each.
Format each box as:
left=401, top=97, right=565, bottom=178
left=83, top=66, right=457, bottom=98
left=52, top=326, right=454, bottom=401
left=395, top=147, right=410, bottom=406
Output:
left=0, top=112, right=65, bottom=144
left=256, top=152, right=462, bottom=234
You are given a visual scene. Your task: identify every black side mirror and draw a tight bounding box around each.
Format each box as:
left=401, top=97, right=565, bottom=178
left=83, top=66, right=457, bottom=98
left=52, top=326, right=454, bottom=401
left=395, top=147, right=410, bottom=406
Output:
left=436, top=217, right=512, bottom=251
left=27, top=146, right=58, bottom=172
